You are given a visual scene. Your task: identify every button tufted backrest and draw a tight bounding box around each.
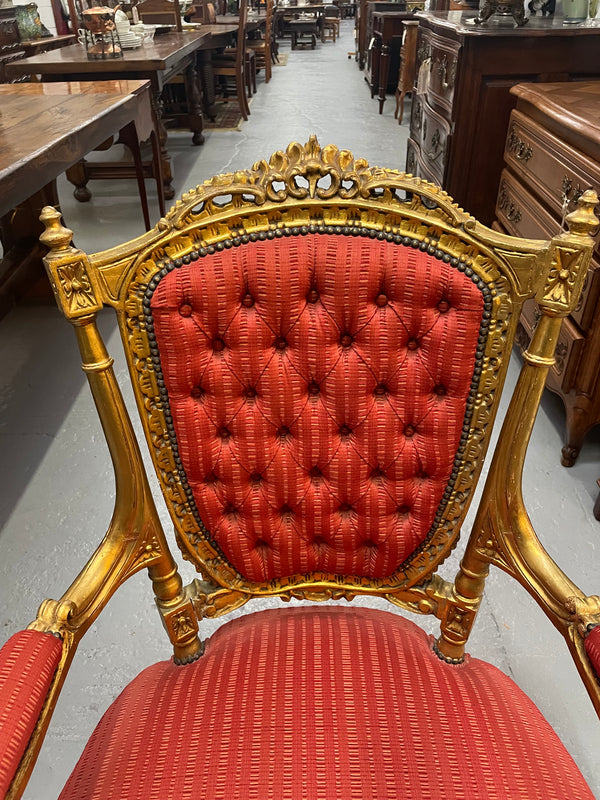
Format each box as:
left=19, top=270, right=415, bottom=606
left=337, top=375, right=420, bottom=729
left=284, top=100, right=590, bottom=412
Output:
left=149, top=232, right=486, bottom=583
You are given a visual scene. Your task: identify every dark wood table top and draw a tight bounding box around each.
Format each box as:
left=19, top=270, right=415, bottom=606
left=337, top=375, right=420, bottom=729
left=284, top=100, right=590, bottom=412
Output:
left=7, top=31, right=212, bottom=78
left=0, top=79, right=153, bottom=217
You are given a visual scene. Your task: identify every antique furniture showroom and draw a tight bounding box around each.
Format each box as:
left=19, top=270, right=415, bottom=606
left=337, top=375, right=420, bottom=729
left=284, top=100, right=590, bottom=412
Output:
left=1, top=0, right=600, bottom=798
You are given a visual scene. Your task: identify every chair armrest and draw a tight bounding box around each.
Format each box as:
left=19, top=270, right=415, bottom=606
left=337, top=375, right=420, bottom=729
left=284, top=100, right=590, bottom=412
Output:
left=585, top=625, right=600, bottom=680
left=0, top=630, right=62, bottom=798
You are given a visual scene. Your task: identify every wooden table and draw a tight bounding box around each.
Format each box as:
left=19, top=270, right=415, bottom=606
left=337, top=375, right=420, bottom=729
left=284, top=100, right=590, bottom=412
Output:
left=0, top=79, right=155, bottom=317
left=7, top=32, right=213, bottom=199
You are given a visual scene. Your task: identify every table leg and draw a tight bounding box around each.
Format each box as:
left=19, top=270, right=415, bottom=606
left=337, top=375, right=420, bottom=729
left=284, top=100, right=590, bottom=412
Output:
left=198, top=49, right=218, bottom=121
left=184, top=59, right=204, bottom=146
left=378, top=41, right=390, bottom=114
left=152, top=89, right=175, bottom=201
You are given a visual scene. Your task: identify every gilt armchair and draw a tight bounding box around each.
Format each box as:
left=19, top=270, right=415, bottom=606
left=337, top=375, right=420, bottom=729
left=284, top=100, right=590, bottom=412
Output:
left=1, top=137, right=600, bottom=800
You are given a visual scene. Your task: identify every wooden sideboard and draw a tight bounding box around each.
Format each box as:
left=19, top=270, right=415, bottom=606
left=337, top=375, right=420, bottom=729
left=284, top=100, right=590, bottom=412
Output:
left=495, top=81, right=600, bottom=467
left=368, top=10, right=416, bottom=109
left=406, top=11, right=600, bottom=226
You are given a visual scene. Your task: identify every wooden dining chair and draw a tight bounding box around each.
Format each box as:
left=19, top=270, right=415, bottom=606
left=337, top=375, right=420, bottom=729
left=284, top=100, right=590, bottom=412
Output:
left=247, top=0, right=273, bottom=82
left=212, top=0, right=251, bottom=119
left=1, top=137, right=600, bottom=800
left=395, top=20, right=418, bottom=125
left=321, top=3, right=340, bottom=41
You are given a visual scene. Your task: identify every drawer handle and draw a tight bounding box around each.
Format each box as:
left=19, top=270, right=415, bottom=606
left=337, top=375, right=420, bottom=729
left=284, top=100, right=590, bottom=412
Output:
left=498, top=182, right=522, bottom=224
left=435, top=55, right=456, bottom=91
left=425, top=128, right=443, bottom=161
left=507, top=126, right=533, bottom=163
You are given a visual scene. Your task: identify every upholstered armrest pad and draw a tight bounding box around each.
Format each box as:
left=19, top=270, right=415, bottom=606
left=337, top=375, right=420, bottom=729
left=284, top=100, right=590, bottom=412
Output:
left=0, top=630, right=62, bottom=797
left=585, top=625, right=600, bottom=678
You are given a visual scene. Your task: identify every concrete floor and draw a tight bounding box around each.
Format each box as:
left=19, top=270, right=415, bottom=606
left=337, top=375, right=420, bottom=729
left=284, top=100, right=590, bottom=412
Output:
left=1, top=19, right=600, bottom=798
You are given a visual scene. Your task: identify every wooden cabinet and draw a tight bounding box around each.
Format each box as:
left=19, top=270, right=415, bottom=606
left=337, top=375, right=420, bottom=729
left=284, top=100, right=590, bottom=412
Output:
left=406, top=11, right=600, bottom=226
left=495, top=81, right=600, bottom=466
left=368, top=10, right=416, bottom=109
left=356, top=0, right=405, bottom=70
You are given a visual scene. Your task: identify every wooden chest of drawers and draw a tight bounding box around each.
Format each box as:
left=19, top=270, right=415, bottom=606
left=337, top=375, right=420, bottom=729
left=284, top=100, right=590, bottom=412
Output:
left=406, top=11, right=600, bottom=226
left=495, top=81, right=600, bottom=466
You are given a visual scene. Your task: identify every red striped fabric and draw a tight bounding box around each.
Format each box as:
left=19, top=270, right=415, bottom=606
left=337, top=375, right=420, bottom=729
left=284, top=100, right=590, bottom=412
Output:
left=150, top=235, right=484, bottom=581
left=0, top=630, right=62, bottom=797
left=59, top=607, right=592, bottom=800
left=585, top=625, right=600, bottom=677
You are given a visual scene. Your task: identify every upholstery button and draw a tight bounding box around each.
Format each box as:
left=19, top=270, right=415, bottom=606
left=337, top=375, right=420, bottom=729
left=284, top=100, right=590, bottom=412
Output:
left=249, top=472, right=262, bottom=485
left=224, top=502, right=237, bottom=516
left=277, top=425, right=290, bottom=439
left=280, top=503, right=293, bottom=516
left=190, top=386, right=204, bottom=399
left=204, top=472, right=219, bottom=485
left=218, top=426, right=231, bottom=440
left=310, top=466, right=322, bottom=479
left=407, top=338, right=420, bottom=351
left=340, top=333, right=353, bottom=348
left=255, top=538, right=270, bottom=550
left=371, top=467, right=384, bottom=480
left=437, top=299, right=451, bottom=313
left=397, top=505, right=411, bottom=515
left=308, top=381, right=320, bottom=396
left=274, top=336, right=287, bottom=351
left=339, top=502, right=352, bottom=513
left=375, top=293, right=388, bottom=307
left=404, top=424, right=416, bottom=437
left=313, top=535, right=326, bottom=546
left=433, top=384, right=447, bottom=396
left=363, top=539, right=377, bottom=548
left=213, top=337, right=225, bottom=352
left=244, top=387, right=257, bottom=399
left=417, top=471, right=428, bottom=480
left=374, top=384, right=387, bottom=397
left=307, top=288, right=319, bottom=303
left=339, top=424, right=351, bottom=437
left=242, top=292, right=255, bottom=307
left=179, top=303, right=193, bottom=317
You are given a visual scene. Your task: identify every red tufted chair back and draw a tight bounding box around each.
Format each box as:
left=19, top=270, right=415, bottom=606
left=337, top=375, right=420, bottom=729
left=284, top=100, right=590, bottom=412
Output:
left=148, top=230, right=486, bottom=584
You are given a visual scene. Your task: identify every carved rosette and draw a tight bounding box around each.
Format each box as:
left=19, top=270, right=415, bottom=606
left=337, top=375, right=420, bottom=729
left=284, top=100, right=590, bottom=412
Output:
left=114, top=138, right=530, bottom=606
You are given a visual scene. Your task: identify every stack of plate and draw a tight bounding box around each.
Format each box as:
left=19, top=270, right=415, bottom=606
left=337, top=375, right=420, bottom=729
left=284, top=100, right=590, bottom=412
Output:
left=117, top=28, right=143, bottom=48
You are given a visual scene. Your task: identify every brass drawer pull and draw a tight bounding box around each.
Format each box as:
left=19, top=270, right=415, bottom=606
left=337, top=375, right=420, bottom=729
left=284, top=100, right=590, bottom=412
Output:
left=435, top=55, right=456, bottom=91
left=498, top=182, right=522, bottom=224
left=507, top=126, right=533, bottom=163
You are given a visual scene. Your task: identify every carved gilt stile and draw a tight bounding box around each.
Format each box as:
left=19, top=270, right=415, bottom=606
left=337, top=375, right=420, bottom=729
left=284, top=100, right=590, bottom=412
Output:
left=38, top=208, right=203, bottom=666
left=437, top=192, right=600, bottom=691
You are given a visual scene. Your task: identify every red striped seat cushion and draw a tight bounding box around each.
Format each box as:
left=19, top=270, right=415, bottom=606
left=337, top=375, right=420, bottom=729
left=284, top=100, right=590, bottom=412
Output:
left=59, top=607, right=592, bottom=800
left=0, top=630, right=62, bottom=797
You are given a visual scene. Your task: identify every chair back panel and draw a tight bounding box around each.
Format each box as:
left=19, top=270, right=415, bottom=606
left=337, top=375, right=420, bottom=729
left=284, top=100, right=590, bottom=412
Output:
left=149, top=232, right=486, bottom=582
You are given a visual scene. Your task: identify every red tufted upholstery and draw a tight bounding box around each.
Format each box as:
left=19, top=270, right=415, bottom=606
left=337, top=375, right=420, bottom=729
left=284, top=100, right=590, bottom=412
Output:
left=0, top=630, right=62, bottom=797
left=58, top=606, right=593, bottom=800
left=150, top=234, right=485, bottom=581
left=585, top=625, right=600, bottom=678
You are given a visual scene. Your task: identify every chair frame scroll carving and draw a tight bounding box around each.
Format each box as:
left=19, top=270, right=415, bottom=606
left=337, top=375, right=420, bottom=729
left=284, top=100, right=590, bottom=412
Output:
left=10, top=135, right=597, bottom=800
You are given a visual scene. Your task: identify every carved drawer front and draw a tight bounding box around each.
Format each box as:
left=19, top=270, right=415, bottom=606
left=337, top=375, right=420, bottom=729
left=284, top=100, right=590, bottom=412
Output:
left=420, top=100, right=450, bottom=187
left=520, top=299, right=584, bottom=394
left=409, top=93, right=424, bottom=150
left=495, top=169, right=556, bottom=241
left=497, top=170, right=599, bottom=336
left=572, top=259, right=600, bottom=334
left=406, top=137, right=438, bottom=185
left=505, top=109, right=600, bottom=221
left=427, top=36, right=459, bottom=113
